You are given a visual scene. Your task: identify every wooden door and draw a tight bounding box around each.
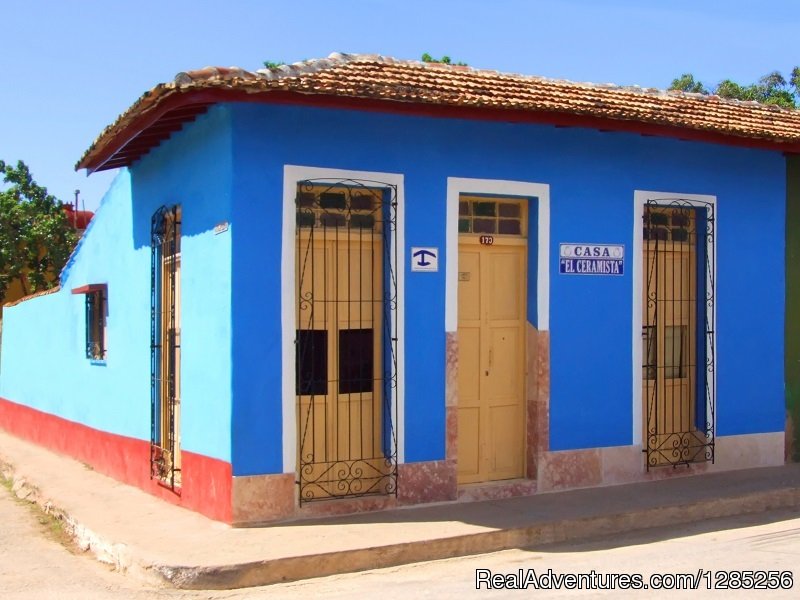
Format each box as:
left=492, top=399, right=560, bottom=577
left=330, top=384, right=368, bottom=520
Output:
left=642, top=206, right=703, bottom=466
left=154, top=206, right=181, bottom=485
left=296, top=235, right=385, bottom=498
left=457, top=240, right=526, bottom=483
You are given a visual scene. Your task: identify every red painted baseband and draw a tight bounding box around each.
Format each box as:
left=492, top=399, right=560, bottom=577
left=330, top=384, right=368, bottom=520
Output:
left=0, top=396, right=232, bottom=522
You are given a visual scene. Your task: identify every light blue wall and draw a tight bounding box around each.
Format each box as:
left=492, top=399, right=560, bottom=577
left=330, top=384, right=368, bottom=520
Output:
left=1, top=172, right=148, bottom=436
left=0, top=106, right=234, bottom=463
left=228, top=102, right=785, bottom=474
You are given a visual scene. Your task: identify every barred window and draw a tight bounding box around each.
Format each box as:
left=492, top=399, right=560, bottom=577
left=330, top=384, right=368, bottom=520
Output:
left=73, top=284, right=107, bottom=361
left=86, top=290, right=106, bottom=360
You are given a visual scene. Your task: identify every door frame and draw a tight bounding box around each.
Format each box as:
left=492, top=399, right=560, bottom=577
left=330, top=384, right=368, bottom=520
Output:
left=282, top=165, right=406, bottom=474
left=446, top=177, right=550, bottom=485
left=456, top=233, right=528, bottom=482
left=632, top=190, right=717, bottom=450
left=446, top=178, right=550, bottom=333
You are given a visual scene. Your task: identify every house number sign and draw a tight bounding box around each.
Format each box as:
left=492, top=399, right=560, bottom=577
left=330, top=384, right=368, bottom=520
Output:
left=479, top=235, right=494, bottom=246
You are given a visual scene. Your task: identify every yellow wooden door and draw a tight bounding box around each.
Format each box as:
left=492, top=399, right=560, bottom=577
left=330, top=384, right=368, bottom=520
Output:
left=642, top=208, right=701, bottom=466
left=171, top=254, right=182, bottom=477
left=296, top=234, right=385, bottom=498
left=157, top=208, right=181, bottom=483
left=457, top=239, right=526, bottom=483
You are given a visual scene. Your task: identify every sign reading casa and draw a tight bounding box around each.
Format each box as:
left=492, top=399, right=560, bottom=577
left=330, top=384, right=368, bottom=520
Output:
left=559, top=243, right=624, bottom=276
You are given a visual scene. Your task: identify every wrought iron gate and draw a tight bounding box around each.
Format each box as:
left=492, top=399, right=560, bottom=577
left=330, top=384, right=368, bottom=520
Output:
left=150, top=205, right=181, bottom=488
left=643, top=199, right=715, bottom=468
left=295, top=179, right=398, bottom=503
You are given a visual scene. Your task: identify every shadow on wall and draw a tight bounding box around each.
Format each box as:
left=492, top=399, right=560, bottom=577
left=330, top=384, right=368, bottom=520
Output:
left=128, top=105, right=234, bottom=250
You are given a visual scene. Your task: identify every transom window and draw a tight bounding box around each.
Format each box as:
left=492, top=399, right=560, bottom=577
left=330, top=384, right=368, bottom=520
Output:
left=296, top=185, right=383, bottom=232
left=458, top=196, right=526, bottom=236
left=643, top=208, right=693, bottom=242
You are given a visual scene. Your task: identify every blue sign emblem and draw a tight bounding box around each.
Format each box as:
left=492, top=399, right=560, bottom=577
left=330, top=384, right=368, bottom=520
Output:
left=411, top=247, right=439, bottom=272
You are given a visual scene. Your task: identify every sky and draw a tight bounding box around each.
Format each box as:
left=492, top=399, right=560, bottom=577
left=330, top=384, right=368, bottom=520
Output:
left=1, top=0, right=799, bottom=211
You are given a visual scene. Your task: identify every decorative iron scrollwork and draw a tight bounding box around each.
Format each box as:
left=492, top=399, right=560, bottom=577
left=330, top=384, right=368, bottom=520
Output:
left=295, top=179, right=398, bottom=503
left=643, top=199, right=715, bottom=469
left=150, top=205, right=181, bottom=489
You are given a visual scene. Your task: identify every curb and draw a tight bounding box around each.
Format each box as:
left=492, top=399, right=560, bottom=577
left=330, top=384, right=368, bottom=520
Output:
left=155, top=486, right=800, bottom=589
left=0, top=453, right=157, bottom=586
left=3, top=449, right=800, bottom=590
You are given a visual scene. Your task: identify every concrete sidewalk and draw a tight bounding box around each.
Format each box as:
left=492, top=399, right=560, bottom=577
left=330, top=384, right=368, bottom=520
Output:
left=1, top=430, right=799, bottom=590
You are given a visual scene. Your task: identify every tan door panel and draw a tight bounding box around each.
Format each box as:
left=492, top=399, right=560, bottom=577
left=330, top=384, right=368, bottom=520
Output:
left=457, top=327, right=481, bottom=407
left=489, top=403, right=523, bottom=478
left=297, top=234, right=387, bottom=498
left=457, top=234, right=526, bottom=484
left=486, top=251, right=523, bottom=322
left=486, top=327, right=521, bottom=399
left=458, top=251, right=481, bottom=322
left=642, top=208, right=702, bottom=466
left=457, top=407, right=482, bottom=481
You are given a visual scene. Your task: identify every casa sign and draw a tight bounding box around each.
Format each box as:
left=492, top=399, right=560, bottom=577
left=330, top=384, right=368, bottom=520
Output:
left=559, top=243, right=624, bottom=276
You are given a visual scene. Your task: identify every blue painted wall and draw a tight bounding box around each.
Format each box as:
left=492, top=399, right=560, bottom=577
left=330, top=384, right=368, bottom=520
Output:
left=0, top=106, right=234, bottom=463
left=2, top=100, right=785, bottom=479
left=227, top=102, right=785, bottom=474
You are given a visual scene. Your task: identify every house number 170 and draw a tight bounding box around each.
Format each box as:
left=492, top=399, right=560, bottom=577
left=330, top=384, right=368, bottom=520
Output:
left=479, top=235, right=494, bottom=245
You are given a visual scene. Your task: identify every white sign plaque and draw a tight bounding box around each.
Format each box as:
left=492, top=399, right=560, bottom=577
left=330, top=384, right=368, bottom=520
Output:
left=411, top=247, right=439, bottom=272
left=559, top=243, right=624, bottom=276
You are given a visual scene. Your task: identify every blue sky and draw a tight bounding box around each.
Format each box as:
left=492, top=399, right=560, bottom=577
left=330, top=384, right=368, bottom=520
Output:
left=2, top=0, right=798, bottom=210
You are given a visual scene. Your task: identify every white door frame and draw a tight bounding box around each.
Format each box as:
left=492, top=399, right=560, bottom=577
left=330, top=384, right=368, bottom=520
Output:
left=281, top=165, right=406, bottom=472
left=631, top=190, right=717, bottom=447
left=445, top=177, right=550, bottom=333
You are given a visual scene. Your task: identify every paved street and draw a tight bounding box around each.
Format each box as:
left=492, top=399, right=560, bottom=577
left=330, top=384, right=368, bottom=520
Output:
left=1, top=483, right=798, bottom=599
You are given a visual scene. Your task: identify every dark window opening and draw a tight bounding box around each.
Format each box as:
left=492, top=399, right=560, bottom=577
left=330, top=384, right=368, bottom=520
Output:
left=297, top=211, right=315, bottom=228
left=473, top=218, right=497, bottom=234
left=320, top=213, right=346, bottom=227
left=350, top=214, right=375, bottom=229
left=296, top=192, right=316, bottom=207
left=296, top=329, right=328, bottom=395
left=499, top=203, right=520, bottom=217
left=86, top=290, right=106, bottom=360
left=474, top=201, right=496, bottom=216
left=339, top=329, right=374, bottom=394
left=499, top=220, right=521, bottom=235
left=672, top=228, right=689, bottom=242
left=642, top=325, right=656, bottom=380
left=319, top=192, right=347, bottom=209
left=350, top=193, right=374, bottom=211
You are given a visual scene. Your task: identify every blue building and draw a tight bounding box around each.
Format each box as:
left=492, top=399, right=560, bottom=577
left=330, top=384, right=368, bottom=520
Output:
left=1, top=54, right=797, bottom=524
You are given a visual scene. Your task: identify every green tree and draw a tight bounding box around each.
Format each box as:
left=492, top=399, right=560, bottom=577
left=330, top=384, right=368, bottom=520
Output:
left=670, top=68, right=800, bottom=109
left=669, top=73, right=708, bottom=94
left=421, top=53, right=467, bottom=66
left=0, top=160, right=77, bottom=301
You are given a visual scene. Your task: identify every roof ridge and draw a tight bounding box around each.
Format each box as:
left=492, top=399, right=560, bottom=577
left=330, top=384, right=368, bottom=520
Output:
left=180, top=53, right=799, bottom=115
left=77, top=52, right=800, bottom=173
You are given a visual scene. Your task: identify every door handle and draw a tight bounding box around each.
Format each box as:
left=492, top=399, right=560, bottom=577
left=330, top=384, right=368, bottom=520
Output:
left=486, top=348, right=493, bottom=376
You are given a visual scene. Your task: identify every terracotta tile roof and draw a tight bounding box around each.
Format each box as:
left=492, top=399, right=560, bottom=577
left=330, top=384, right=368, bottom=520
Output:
left=3, top=285, right=61, bottom=308
left=77, top=53, right=800, bottom=172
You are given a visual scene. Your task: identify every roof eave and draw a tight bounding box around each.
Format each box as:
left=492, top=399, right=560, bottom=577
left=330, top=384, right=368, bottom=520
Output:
left=77, top=87, right=800, bottom=173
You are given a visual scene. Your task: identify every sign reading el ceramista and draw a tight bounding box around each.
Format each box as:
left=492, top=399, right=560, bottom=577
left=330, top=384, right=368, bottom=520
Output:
left=559, top=243, right=624, bottom=276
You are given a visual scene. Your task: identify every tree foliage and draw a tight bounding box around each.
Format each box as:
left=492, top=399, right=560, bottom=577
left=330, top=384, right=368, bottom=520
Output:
left=0, top=160, right=77, bottom=301
left=669, top=68, right=800, bottom=109
left=669, top=73, right=708, bottom=94
left=421, top=53, right=467, bottom=66
left=262, top=60, right=286, bottom=69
